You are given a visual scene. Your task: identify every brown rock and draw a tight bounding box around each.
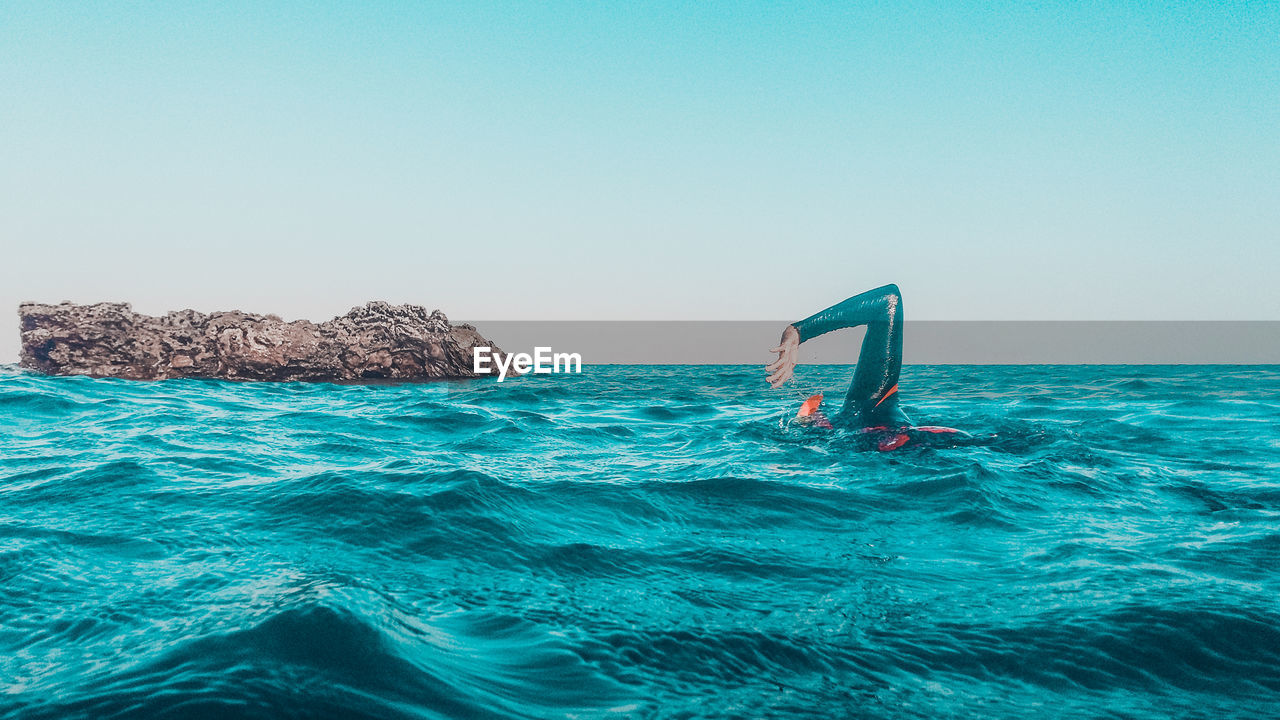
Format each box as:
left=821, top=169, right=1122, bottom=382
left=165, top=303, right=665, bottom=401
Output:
left=17, top=301, right=503, bottom=382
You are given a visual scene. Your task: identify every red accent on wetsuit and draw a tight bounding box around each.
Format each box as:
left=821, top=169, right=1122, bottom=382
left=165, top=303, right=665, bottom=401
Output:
left=860, top=424, right=963, bottom=451
left=873, top=383, right=899, bottom=409
left=878, top=433, right=910, bottom=451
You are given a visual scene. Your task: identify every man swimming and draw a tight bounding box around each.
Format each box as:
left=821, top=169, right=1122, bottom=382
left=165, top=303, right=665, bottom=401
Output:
left=766, top=283, right=971, bottom=451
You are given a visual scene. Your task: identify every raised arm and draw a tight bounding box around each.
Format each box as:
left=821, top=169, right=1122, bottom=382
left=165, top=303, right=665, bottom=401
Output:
left=791, top=283, right=902, bottom=343
left=766, top=284, right=902, bottom=389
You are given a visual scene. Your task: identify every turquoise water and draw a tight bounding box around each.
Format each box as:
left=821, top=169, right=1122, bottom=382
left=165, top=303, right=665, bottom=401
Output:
left=2, top=364, right=1278, bottom=719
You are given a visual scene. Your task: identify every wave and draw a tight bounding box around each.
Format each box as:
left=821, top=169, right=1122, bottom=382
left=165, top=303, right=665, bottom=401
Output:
left=3, top=365, right=1280, bottom=719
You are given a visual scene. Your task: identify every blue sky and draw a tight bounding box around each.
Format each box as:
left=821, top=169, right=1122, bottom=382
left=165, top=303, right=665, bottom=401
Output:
left=2, top=1, right=1277, bottom=360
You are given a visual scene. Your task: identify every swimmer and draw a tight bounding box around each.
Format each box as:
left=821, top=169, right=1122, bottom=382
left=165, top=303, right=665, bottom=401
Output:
left=767, top=283, right=973, bottom=451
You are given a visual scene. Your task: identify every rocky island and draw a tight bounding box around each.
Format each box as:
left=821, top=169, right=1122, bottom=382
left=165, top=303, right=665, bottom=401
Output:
left=18, top=301, right=502, bottom=382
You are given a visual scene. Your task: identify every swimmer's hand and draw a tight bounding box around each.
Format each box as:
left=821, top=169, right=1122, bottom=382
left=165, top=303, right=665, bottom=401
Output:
left=766, top=325, right=800, bottom=388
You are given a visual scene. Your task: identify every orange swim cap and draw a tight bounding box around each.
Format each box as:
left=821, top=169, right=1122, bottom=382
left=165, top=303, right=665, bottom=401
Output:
left=796, top=393, right=823, bottom=419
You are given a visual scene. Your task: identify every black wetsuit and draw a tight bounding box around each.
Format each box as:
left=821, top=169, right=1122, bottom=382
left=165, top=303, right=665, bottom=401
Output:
left=790, top=284, right=969, bottom=450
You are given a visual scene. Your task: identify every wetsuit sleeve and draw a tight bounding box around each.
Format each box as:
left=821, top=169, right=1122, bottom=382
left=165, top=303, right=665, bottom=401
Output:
left=791, top=284, right=902, bottom=344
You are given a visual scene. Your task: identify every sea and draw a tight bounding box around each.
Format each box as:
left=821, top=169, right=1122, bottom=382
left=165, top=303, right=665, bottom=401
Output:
left=1, top=364, right=1278, bottom=719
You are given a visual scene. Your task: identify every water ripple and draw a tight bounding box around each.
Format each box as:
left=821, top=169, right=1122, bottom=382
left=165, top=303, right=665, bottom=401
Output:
left=2, top=364, right=1279, bottom=718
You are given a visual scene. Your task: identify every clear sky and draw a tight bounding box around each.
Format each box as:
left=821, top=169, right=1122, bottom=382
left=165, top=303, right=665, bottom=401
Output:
left=2, top=1, right=1278, bottom=362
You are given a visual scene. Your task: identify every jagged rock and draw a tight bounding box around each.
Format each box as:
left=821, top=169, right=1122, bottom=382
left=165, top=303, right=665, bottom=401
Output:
left=17, top=301, right=502, bottom=382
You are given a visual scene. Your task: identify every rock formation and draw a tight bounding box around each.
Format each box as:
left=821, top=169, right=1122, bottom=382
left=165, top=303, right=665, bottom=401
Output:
left=18, top=301, right=502, bottom=382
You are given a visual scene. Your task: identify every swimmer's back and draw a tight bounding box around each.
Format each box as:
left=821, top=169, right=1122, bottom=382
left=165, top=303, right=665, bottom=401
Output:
left=858, top=425, right=974, bottom=452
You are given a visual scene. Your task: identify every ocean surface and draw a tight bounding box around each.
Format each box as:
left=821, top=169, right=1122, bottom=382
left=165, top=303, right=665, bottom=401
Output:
left=1, top=364, right=1278, bottom=719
